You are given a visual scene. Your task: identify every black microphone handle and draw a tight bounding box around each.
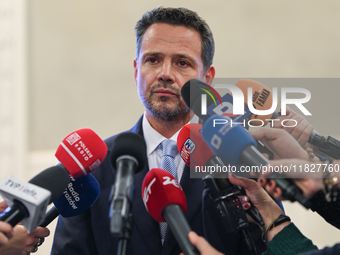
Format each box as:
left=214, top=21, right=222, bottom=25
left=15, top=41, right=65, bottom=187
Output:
left=240, top=145, right=269, bottom=167
left=163, top=205, right=199, bottom=255
left=110, top=155, right=137, bottom=235
left=0, top=199, right=29, bottom=227
left=40, top=206, right=60, bottom=227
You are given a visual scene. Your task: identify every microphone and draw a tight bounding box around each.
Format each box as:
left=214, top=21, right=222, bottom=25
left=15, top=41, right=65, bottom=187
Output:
left=142, top=168, right=199, bottom=255
left=177, top=123, right=264, bottom=229
left=181, top=79, right=273, bottom=159
left=55, top=128, right=108, bottom=178
left=0, top=165, right=70, bottom=232
left=234, top=79, right=280, bottom=125
left=109, top=132, right=147, bottom=236
left=201, top=115, right=312, bottom=208
left=39, top=174, right=100, bottom=227
left=177, top=122, right=218, bottom=170
left=236, top=79, right=340, bottom=159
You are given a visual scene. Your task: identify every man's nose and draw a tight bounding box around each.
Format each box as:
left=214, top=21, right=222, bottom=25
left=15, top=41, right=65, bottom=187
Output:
left=157, top=60, right=175, bottom=83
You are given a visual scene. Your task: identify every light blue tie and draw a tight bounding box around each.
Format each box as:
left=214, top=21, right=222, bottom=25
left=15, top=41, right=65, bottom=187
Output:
left=159, top=139, right=178, bottom=244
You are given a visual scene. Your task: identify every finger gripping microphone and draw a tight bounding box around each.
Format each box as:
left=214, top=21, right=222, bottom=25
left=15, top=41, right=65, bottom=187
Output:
left=40, top=174, right=100, bottom=227
left=109, top=132, right=147, bottom=236
left=55, top=128, right=108, bottom=178
left=142, top=168, right=199, bottom=255
left=0, top=165, right=70, bottom=232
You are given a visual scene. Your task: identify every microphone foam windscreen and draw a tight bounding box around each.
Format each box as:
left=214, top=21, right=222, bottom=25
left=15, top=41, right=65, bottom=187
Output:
left=201, top=115, right=257, bottom=164
left=235, top=79, right=277, bottom=124
left=181, top=79, right=218, bottom=119
left=55, top=129, right=108, bottom=178
left=177, top=123, right=215, bottom=168
left=29, top=165, right=70, bottom=203
left=53, top=174, right=100, bottom=217
left=110, top=132, right=147, bottom=173
left=141, top=168, right=187, bottom=222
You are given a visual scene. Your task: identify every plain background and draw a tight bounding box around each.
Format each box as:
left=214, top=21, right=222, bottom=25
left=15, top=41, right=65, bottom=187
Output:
left=1, top=1, right=340, bottom=254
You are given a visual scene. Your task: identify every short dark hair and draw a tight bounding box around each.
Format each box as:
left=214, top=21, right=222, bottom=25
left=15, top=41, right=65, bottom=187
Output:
left=135, top=7, right=215, bottom=74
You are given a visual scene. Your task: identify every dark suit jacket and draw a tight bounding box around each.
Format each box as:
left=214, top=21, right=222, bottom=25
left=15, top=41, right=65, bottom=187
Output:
left=51, top=116, right=266, bottom=255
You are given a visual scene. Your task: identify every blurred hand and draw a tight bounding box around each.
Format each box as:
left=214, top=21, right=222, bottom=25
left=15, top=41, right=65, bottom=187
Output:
left=179, top=232, right=224, bottom=255
left=250, top=127, right=309, bottom=160
left=228, top=173, right=290, bottom=241
left=0, top=200, right=8, bottom=214
left=0, top=222, right=13, bottom=248
left=272, top=106, right=314, bottom=149
left=264, top=158, right=324, bottom=199
left=0, top=200, right=50, bottom=254
left=0, top=225, right=50, bottom=255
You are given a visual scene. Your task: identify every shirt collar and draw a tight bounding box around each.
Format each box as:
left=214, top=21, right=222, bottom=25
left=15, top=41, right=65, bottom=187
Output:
left=142, top=112, right=199, bottom=157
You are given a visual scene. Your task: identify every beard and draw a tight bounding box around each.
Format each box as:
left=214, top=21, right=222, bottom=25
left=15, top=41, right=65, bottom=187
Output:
left=138, top=81, right=190, bottom=120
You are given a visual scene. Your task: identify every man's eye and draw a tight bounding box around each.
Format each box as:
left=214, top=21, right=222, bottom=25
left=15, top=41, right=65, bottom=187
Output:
left=147, top=58, right=157, bottom=63
left=178, top=61, right=188, bottom=66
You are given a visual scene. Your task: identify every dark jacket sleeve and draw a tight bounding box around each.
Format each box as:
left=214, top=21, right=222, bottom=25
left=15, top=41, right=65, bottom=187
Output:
left=310, top=190, right=340, bottom=229
left=51, top=209, right=98, bottom=255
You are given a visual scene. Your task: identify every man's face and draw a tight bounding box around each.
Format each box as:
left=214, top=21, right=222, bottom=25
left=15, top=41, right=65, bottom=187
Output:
left=134, top=23, right=214, bottom=120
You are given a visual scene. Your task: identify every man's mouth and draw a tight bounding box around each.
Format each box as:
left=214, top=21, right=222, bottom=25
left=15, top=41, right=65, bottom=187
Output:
left=154, top=89, right=177, bottom=96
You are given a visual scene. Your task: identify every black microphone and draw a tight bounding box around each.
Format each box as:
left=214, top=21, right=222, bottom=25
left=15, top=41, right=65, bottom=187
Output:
left=109, top=132, right=147, bottom=236
left=0, top=165, right=70, bottom=232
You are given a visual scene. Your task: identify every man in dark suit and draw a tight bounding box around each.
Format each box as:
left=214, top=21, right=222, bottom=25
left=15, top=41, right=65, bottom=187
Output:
left=51, top=7, right=266, bottom=255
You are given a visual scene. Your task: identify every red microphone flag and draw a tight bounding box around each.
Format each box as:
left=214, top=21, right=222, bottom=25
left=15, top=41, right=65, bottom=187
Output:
left=141, top=168, right=187, bottom=222
left=55, top=128, right=108, bottom=178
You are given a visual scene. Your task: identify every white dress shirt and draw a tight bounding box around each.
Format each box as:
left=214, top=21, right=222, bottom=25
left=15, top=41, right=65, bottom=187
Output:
left=142, top=113, right=199, bottom=182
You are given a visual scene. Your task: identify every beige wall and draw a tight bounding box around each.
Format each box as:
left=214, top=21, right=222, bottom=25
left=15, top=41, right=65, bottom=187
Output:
left=1, top=1, right=340, bottom=254
left=28, top=0, right=340, bottom=150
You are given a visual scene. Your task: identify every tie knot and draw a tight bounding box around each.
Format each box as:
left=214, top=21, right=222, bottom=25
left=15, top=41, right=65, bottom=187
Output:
left=161, top=139, right=178, bottom=158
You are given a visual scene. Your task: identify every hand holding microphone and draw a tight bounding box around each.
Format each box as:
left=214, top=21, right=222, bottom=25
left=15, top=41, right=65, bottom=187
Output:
left=0, top=165, right=70, bottom=232
left=0, top=219, right=12, bottom=248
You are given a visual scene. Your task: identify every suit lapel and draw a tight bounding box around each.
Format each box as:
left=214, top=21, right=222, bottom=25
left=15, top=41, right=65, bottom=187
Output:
left=129, top=116, right=163, bottom=253
left=129, top=116, right=204, bottom=255
left=161, top=165, right=204, bottom=255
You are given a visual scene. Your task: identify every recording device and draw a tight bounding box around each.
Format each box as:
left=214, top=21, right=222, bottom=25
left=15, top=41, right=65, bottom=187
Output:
left=109, top=132, right=147, bottom=255
left=236, top=79, right=340, bottom=159
left=142, top=168, right=199, bottom=255
left=308, top=133, right=340, bottom=159
left=40, top=174, right=100, bottom=227
left=201, top=115, right=313, bottom=209
left=55, top=128, right=108, bottom=178
left=0, top=165, right=70, bottom=232
left=177, top=123, right=263, bottom=232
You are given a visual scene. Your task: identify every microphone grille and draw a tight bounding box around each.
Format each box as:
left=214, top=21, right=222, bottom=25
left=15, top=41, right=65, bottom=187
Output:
left=29, top=165, right=70, bottom=203
left=110, top=132, right=147, bottom=173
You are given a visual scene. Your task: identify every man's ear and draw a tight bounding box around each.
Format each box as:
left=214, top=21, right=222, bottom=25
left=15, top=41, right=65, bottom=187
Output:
left=133, top=58, right=138, bottom=85
left=204, top=65, right=215, bottom=86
